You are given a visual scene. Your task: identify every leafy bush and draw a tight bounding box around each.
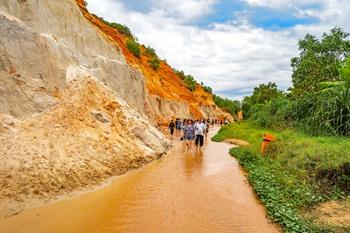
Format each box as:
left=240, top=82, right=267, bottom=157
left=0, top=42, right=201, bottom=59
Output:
left=248, top=96, right=293, bottom=129
left=148, top=57, right=161, bottom=70
left=94, top=16, right=134, bottom=38
left=145, top=46, right=156, bottom=57
left=172, top=69, right=197, bottom=91
left=126, top=39, right=141, bottom=58
left=293, top=87, right=350, bottom=136
left=109, top=22, right=133, bottom=38
left=173, top=69, right=187, bottom=80
left=203, top=85, right=212, bottom=94
left=183, top=75, right=196, bottom=91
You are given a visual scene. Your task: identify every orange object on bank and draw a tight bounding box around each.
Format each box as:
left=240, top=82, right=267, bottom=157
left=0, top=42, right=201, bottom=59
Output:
left=261, top=133, right=275, bottom=155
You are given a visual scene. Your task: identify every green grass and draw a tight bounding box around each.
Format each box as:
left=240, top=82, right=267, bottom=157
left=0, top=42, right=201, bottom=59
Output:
left=212, top=121, right=350, bottom=233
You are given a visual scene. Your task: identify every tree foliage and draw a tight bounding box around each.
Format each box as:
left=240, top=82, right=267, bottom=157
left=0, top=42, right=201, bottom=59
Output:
left=242, top=82, right=283, bottom=118
left=213, top=95, right=241, bottom=116
left=291, top=28, right=350, bottom=96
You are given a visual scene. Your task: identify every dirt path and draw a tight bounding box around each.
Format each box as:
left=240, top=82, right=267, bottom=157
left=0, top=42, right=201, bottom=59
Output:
left=0, top=127, right=279, bottom=233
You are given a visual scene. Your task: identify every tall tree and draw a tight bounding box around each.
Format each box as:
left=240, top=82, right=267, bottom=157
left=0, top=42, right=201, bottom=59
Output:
left=242, top=82, right=282, bottom=116
left=291, top=27, right=350, bottom=96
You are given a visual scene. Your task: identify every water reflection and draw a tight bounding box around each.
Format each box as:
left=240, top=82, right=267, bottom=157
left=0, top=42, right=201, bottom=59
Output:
left=183, top=150, right=203, bottom=179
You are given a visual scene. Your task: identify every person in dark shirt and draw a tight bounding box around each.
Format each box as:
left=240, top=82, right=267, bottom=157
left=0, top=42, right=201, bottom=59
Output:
left=175, top=118, right=182, bottom=136
left=168, top=119, right=175, bottom=135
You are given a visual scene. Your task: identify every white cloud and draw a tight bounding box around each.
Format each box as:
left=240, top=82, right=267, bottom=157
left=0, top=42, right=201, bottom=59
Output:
left=86, top=0, right=350, bottom=100
left=155, top=0, right=218, bottom=21
left=244, top=0, right=321, bottom=9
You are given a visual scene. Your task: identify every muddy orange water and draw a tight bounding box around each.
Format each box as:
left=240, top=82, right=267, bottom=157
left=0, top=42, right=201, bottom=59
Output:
left=0, top=128, right=279, bottom=233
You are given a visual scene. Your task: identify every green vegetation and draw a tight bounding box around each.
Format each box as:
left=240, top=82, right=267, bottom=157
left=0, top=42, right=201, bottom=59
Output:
left=145, top=46, right=156, bottom=57
left=242, top=28, right=350, bottom=136
left=213, top=94, right=241, bottom=116
left=291, top=28, right=350, bottom=96
left=109, top=22, right=133, bottom=38
left=173, top=69, right=187, bottom=80
left=203, top=86, right=212, bottom=93
left=126, top=39, right=141, bottom=58
left=242, top=82, right=283, bottom=117
left=172, top=69, right=197, bottom=91
left=200, top=82, right=213, bottom=94
left=93, top=15, right=134, bottom=38
left=213, top=122, right=350, bottom=233
left=144, top=46, right=161, bottom=70
left=183, top=75, right=197, bottom=91
left=148, top=56, right=161, bottom=70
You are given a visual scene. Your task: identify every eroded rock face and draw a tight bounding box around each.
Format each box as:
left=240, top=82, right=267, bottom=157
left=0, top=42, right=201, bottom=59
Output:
left=0, top=0, right=146, bottom=117
left=0, top=72, right=169, bottom=217
left=145, top=95, right=192, bottom=124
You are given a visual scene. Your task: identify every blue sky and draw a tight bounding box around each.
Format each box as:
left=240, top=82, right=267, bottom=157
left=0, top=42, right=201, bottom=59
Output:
left=194, top=0, right=320, bottom=30
left=86, top=0, right=350, bottom=99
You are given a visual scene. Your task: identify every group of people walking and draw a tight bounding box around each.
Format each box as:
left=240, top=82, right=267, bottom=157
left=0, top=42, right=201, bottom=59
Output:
left=168, top=118, right=212, bottom=150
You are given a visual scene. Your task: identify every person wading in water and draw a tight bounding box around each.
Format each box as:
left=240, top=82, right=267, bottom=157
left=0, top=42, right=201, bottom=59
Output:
left=195, top=120, right=206, bottom=150
left=168, top=119, right=175, bottom=136
left=175, top=118, right=182, bottom=136
left=183, top=119, right=195, bottom=150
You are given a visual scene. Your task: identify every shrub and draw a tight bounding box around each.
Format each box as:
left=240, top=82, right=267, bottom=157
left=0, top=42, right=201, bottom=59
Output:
left=145, top=46, right=156, bottom=57
left=149, top=57, right=161, bottom=70
left=126, top=39, right=141, bottom=58
left=293, top=88, right=350, bottom=136
left=173, top=69, right=186, bottom=80
left=248, top=96, right=293, bottom=129
left=109, top=23, right=133, bottom=38
left=184, top=75, right=196, bottom=91
left=203, top=85, right=212, bottom=94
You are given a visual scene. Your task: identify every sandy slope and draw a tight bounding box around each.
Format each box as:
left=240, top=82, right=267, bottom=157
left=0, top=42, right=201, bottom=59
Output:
left=0, top=71, right=169, bottom=218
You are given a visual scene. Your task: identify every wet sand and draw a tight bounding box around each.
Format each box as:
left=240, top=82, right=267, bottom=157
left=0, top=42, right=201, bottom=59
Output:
left=0, top=127, right=280, bottom=233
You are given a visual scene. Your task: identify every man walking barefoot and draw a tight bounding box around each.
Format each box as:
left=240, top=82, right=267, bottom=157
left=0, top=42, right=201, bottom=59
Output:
left=195, top=120, right=206, bottom=150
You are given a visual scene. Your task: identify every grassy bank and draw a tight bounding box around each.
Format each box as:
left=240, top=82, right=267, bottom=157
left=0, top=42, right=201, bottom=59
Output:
left=212, top=121, right=350, bottom=233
